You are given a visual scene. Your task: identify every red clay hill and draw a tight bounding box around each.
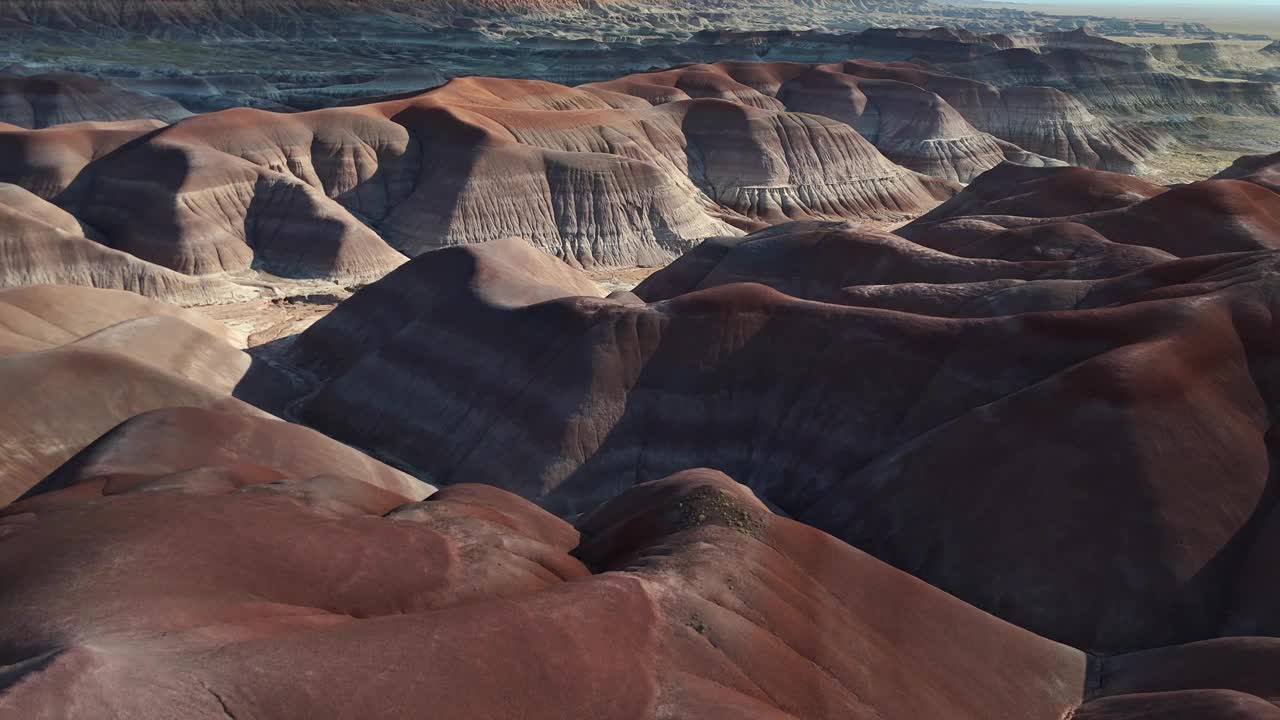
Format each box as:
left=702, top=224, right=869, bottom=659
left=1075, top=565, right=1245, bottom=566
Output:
left=3, top=152, right=1280, bottom=717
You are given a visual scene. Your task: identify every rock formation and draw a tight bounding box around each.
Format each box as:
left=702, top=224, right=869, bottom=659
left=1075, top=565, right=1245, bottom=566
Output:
left=0, top=71, right=190, bottom=128
left=0, top=72, right=967, bottom=301
left=939, top=32, right=1280, bottom=117
left=586, top=59, right=1162, bottom=177
left=906, top=163, right=1280, bottom=258
left=274, top=156, right=1280, bottom=661
left=1, top=466, right=1090, bottom=719
left=0, top=284, right=296, bottom=504
left=1212, top=150, right=1280, bottom=193
left=584, top=61, right=1045, bottom=183
left=0, top=181, right=253, bottom=304
left=2, top=148, right=1280, bottom=717
left=8, top=454, right=1280, bottom=718
left=1, top=21, right=1275, bottom=303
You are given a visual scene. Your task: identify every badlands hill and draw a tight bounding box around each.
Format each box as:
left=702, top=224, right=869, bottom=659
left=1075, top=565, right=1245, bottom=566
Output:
left=0, top=71, right=190, bottom=128
left=0, top=7, right=1278, bottom=716
left=0, top=70, right=965, bottom=303
left=1, top=47, right=1239, bottom=304
left=4, top=152, right=1280, bottom=717
left=0, top=22, right=1272, bottom=304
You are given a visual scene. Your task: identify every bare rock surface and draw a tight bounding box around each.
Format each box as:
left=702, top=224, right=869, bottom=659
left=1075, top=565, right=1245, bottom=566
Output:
left=0, top=71, right=963, bottom=302
left=280, top=156, right=1280, bottom=658
left=1, top=146, right=1280, bottom=719
left=0, top=284, right=296, bottom=504
left=0, top=19, right=1274, bottom=304
left=0, top=468, right=1085, bottom=720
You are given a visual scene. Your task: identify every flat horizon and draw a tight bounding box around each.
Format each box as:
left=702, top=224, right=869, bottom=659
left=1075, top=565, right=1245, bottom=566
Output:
left=961, top=0, right=1280, bottom=38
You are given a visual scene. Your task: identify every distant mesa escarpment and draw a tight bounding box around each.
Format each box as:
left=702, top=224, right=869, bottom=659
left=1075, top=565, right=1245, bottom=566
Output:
left=2, top=1, right=1275, bottom=100
left=937, top=30, right=1280, bottom=117
left=4, top=150, right=1280, bottom=717
left=0, top=0, right=608, bottom=30
left=0, top=0, right=1249, bottom=43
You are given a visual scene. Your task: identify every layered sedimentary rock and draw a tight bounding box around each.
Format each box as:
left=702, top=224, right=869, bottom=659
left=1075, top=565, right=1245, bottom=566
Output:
left=0, top=72, right=962, bottom=300
left=1213, top=150, right=1280, bottom=193
left=4, top=35, right=1273, bottom=303
left=0, top=0, right=607, bottom=31
left=4, top=150, right=1280, bottom=718
left=1143, top=41, right=1280, bottom=82
left=939, top=32, right=1280, bottom=117
left=0, top=117, right=410, bottom=284
left=907, top=162, right=1280, bottom=258
left=632, top=220, right=1175, bottom=313
left=280, top=157, right=1280, bottom=659
left=0, top=1, right=1254, bottom=98
left=0, top=284, right=296, bottom=504
left=589, top=59, right=1161, bottom=176
left=0, top=182, right=254, bottom=304
left=584, top=61, right=1046, bottom=183
left=0, top=71, right=190, bottom=128
left=827, top=60, right=1166, bottom=173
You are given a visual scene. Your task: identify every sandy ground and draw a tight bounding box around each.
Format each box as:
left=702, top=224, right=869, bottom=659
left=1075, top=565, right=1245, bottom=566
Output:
left=1139, top=116, right=1279, bottom=184
left=185, top=207, right=942, bottom=350
left=586, top=266, right=662, bottom=295
left=190, top=280, right=355, bottom=349
left=192, top=268, right=664, bottom=349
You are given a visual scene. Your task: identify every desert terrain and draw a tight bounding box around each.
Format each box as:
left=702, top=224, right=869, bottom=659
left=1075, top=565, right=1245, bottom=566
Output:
left=1, top=1, right=1280, bottom=718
